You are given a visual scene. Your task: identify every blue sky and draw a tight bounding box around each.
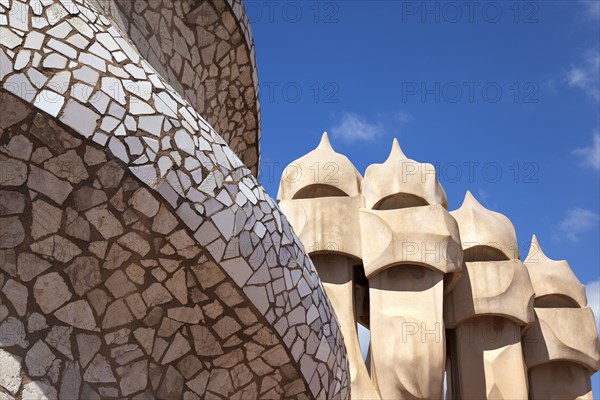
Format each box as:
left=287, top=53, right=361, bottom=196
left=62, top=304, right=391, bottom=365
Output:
left=250, top=0, right=599, bottom=395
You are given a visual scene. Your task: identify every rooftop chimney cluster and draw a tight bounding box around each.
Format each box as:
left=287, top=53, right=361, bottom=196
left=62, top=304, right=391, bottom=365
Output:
left=277, top=132, right=599, bottom=399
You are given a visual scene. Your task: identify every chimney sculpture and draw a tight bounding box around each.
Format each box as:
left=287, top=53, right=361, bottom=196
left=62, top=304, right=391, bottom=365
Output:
left=278, top=133, right=380, bottom=399
left=445, top=192, right=535, bottom=399
left=359, top=139, right=462, bottom=399
left=277, top=135, right=599, bottom=400
left=523, top=235, right=600, bottom=399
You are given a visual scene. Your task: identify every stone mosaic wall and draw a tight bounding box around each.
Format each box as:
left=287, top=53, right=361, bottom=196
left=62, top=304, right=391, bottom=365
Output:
left=0, top=99, right=309, bottom=399
left=89, top=0, right=261, bottom=176
left=0, top=0, right=348, bottom=398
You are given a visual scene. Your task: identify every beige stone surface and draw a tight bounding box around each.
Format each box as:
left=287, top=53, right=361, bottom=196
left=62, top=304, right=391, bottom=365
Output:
left=445, top=260, right=535, bottom=328
left=525, top=235, right=587, bottom=308
left=452, top=317, right=529, bottom=399
left=312, top=254, right=380, bottom=400
left=362, top=139, right=447, bottom=209
left=370, top=265, right=445, bottom=399
left=528, top=361, right=593, bottom=399
left=451, top=191, right=519, bottom=261
left=279, top=196, right=363, bottom=260
left=277, top=134, right=371, bottom=398
left=446, top=191, right=531, bottom=400
left=524, top=307, right=600, bottom=371
left=359, top=205, right=463, bottom=280
left=277, top=133, right=362, bottom=201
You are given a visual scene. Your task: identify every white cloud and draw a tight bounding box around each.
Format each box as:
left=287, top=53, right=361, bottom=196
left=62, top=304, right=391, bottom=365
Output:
left=573, top=132, right=600, bottom=170
left=556, top=208, right=600, bottom=242
left=586, top=280, right=600, bottom=334
left=330, top=113, right=383, bottom=143
left=566, top=48, right=600, bottom=101
left=580, top=0, right=600, bottom=21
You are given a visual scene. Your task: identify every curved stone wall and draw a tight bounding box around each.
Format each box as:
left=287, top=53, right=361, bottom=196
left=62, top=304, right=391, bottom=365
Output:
left=0, top=97, right=308, bottom=399
left=0, top=0, right=347, bottom=398
left=88, top=0, right=261, bottom=176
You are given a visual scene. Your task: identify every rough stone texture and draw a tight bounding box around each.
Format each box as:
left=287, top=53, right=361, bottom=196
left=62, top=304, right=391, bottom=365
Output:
left=0, top=91, right=341, bottom=398
left=2, top=7, right=348, bottom=398
left=90, top=0, right=261, bottom=176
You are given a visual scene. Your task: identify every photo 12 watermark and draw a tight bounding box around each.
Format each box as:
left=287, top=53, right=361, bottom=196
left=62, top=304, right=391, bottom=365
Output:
left=245, top=1, right=341, bottom=24
left=401, top=81, right=540, bottom=104
left=399, top=1, right=540, bottom=24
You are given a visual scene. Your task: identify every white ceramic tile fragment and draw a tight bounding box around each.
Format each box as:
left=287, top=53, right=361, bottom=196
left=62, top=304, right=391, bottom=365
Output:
left=70, top=82, right=92, bottom=102
left=42, top=53, right=67, bottom=69
left=123, top=80, right=151, bottom=100
left=101, top=76, right=125, bottom=105
left=60, top=99, right=100, bottom=138
left=100, top=116, right=119, bottom=133
left=31, top=52, right=41, bottom=67
left=114, top=124, right=126, bottom=137
left=23, top=31, right=44, bottom=50
left=129, top=99, right=154, bottom=115
left=68, top=16, right=93, bottom=38
left=47, top=38, right=77, bottom=58
left=47, top=21, right=71, bottom=38
left=45, top=3, right=68, bottom=25
left=112, top=51, right=126, bottom=63
left=29, top=0, right=43, bottom=14
left=137, top=115, right=163, bottom=137
left=153, top=93, right=177, bottom=118
left=66, top=33, right=88, bottom=49
left=125, top=137, right=143, bottom=156
left=108, top=137, right=128, bottom=162
left=92, top=131, right=109, bottom=146
left=0, top=27, right=23, bottom=49
left=107, top=65, right=128, bottom=78
left=108, top=102, right=125, bottom=119
left=9, top=1, right=29, bottom=31
left=96, top=32, right=118, bottom=51
left=174, top=130, right=195, bottom=155
left=27, top=68, right=47, bottom=88
left=46, top=70, right=70, bottom=94
left=34, top=89, right=65, bottom=117
left=89, top=42, right=110, bottom=60
left=114, top=37, right=139, bottom=63
left=89, top=90, right=109, bottom=114
left=143, top=137, right=159, bottom=153
left=130, top=164, right=157, bottom=187
left=31, top=17, right=48, bottom=29
left=78, top=52, right=106, bottom=72
left=13, top=49, right=30, bottom=70
left=4, top=73, right=37, bottom=102
left=124, top=115, right=136, bottom=131
left=124, top=64, right=146, bottom=80
left=72, top=65, right=98, bottom=85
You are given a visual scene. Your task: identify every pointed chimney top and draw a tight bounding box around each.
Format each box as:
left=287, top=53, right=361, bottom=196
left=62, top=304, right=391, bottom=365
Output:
left=526, top=234, right=547, bottom=262
left=386, top=138, right=407, bottom=162
left=462, top=190, right=483, bottom=209
left=317, top=131, right=333, bottom=151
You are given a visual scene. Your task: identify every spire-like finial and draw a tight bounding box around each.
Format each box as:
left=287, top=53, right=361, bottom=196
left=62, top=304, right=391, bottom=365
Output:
left=386, top=138, right=407, bottom=162
left=462, top=190, right=483, bottom=209
left=277, top=131, right=362, bottom=200
left=317, top=131, right=334, bottom=151
left=526, top=234, right=547, bottom=262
